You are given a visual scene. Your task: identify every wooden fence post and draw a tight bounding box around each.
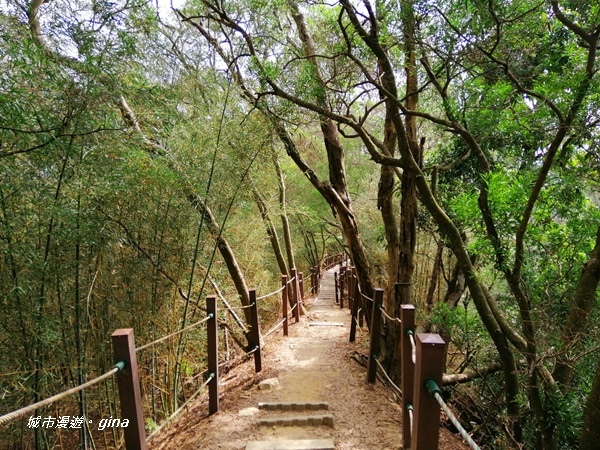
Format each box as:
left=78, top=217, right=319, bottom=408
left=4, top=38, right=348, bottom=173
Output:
left=348, top=267, right=355, bottom=312
left=339, top=267, right=345, bottom=309
left=367, top=289, right=384, bottom=383
left=349, top=273, right=359, bottom=342
left=401, top=304, right=416, bottom=449
left=206, top=295, right=219, bottom=414
left=412, top=334, right=445, bottom=450
left=334, top=272, right=339, bottom=305
left=299, top=272, right=304, bottom=301
left=111, top=329, right=147, bottom=450
left=291, top=268, right=301, bottom=321
left=248, top=289, right=262, bottom=372
left=282, top=275, right=289, bottom=336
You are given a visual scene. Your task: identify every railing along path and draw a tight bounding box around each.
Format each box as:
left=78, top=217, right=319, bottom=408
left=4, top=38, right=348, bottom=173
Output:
left=335, top=264, right=482, bottom=450
left=0, top=253, right=346, bottom=450
left=0, top=252, right=478, bottom=450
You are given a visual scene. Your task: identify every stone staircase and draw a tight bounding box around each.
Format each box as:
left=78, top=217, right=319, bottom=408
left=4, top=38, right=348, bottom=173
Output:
left=245, top=401, right=335, bottom=450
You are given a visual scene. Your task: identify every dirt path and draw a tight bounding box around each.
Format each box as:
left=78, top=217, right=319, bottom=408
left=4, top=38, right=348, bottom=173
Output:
left=149, top=267, right=468, bottom=450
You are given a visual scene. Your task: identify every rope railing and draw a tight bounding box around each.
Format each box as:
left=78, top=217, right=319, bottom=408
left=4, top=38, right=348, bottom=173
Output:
left=407, top=329, right=417, bottom=364
left=355, top=283, right=479, bottom=450
left=360, top=291, right=374, bottom=303
left=136, top=314, right=213, bottom=352
left=256, top=276, right=295, bottom=300
left=245, top=345, right=259, bottom=356
left=407, top=404, right=414, bottom=439
left=426, top=380, right=482, bottom=450
left=0, top=258, right=318, bottom=449
left=0, top=362, right=125, bottom=426
left=146, top=372, right=216, bottom=443
left=380, top=307, right=402, bottom=324
left=262, top=317, right=287, bottom=340
left=223, top=303, right=255, bottom=310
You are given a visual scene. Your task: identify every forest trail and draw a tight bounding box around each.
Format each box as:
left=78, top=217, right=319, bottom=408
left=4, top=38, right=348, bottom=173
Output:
left=148, top=267, right=467, bottom=450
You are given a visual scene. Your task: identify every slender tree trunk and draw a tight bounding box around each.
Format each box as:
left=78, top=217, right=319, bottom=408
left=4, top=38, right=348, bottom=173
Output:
left=425, top=240, right=444, bottom=312
left=189, top=194, right=251, bottom=323
left=249, top=179, right=289, bottom=276
left=272, top=153, right=295, bottom=273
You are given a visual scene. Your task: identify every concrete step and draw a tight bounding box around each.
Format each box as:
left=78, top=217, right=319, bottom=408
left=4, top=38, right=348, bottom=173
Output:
left=246, top=439, right=335, bottom=450
left=258, top=414, right=334, bottom=427
left=258, top=402, right=329, bottom=411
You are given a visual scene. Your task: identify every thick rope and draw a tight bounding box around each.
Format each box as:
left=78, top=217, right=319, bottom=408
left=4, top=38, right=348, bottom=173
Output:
left=381, top=307, right=402, bottom=325
left=427, top=380, right=481, bottom=450
left=223, top=303, right=254, bottom=311
left=262, top=318, right=287, bottom=340
left=0, top=362, right=124, bottom=426
left=136, top=314, right=213, bottom=352
left=407, top=330, right=417, bottom=364
left=147, top=372, right=215, bottom=442
left=360, top=291, right=374, bottom=302
left=256, top=284, right=286, bottom=300
left=245, top=345, right=259, bottom=356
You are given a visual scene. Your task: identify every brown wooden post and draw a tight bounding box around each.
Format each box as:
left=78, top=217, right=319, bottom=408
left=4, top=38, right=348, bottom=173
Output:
left=282, top=275, right=289, bottom=337
left=339, top=267, right=345, bottom=309
left=367, top=289, right=384, bottom=383
left=291, top=268, right=301, bottom=321
left=287, top=274, right=295, bottom=321
left=401, top=305, right=416, bottom=449
left=299, top=272, right=304, bottom=301
left=358, top=304, right=365, bottom=328
left=349, top=274, right=359, bottom=342
left=315, top=267, right=320, bottom=294
left=412, top=334, right=445, bottom=450
left=248, top=289, right=262, bottom=372
left=334, top=272, right=339, bottom=305
left=111, top=329, right=147, bottom=450
left=206, top=295, right=219, bottom=414
left=348, top=267, right=355, bottom=312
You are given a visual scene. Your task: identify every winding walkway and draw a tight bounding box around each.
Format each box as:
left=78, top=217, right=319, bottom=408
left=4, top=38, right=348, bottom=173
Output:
left=149, top=267, right=466, bottom=450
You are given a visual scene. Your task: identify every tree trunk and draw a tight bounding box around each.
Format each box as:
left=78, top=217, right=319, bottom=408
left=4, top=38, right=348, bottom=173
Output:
left=289, top=1, right=374, bottom=300
left=553, top=226, right=600, bottom=389
left=272, top=153, right=295, bottom=273
left=249, top=178, right=289, bottom=276
left=579, top=356, right=600, bottom=450
left=119, top=96, right=253, bottom=325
